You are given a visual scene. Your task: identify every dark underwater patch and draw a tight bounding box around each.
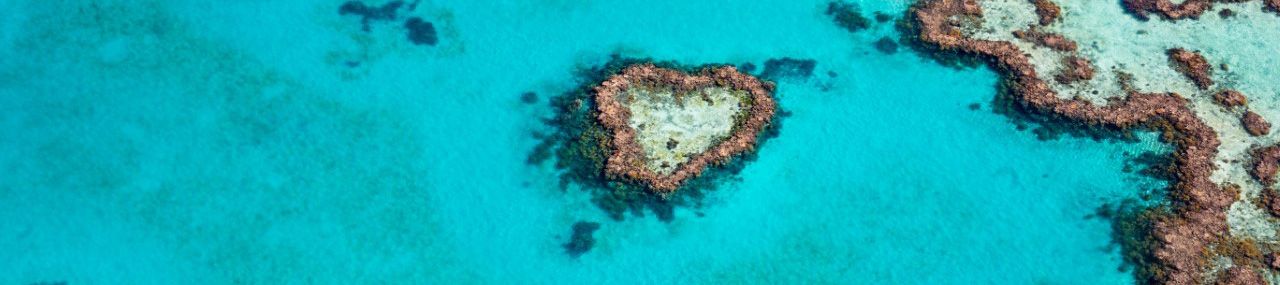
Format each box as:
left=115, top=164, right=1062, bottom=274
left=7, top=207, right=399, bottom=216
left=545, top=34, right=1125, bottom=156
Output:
left=339, top=0, right=407, bottom=31
left=826, top=1, right=871, bottom=33
left=339, top=0, right=438, bottom=47
left=1122, top=151, right=1175, bottom=182
left=1093, top=200, right=1169, bottom=284
left=520, top=91, right=539, bottom=104
left=874, top=11, right=894, bottom=23
left=760, top=57, right=817, bottom=80
left=403, top=17, right=438, bottom=46
left=873, top=36, right=899, bottom=54
left=564, top=221, right=601, bottom=258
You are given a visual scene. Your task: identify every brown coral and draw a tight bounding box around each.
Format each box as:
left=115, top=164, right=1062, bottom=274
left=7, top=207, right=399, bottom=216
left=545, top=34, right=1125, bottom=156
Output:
left=1030, top=0, right=1061, bottom=25
left=1123, top=0, right=1212, bottom=20
left=1242, top=111, right=1271, bottom=137
left=1251, top=146, right=1280, bottom=185
left=1054, top=56, right=1095, bottom=84
left=1168, top=48, right=1214, bottom=90
left=1212, top=266, right=1264, bottom=285
left=1012, top=28, right=1078, bottom=52
left=1214, top=89, right=1248, bottom=108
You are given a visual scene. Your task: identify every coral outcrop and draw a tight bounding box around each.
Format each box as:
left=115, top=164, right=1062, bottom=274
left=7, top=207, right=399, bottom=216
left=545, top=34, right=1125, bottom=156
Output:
left=1214, top=90, right=1248, bottom=108
left=1054, top=56, right=1094, bottom=84
left=1012, top=29, right=1078, bottom=52
left=1123, top=0, right=1212, bottom=20
left=1251, top=146, right=1280, bottom=185
left=1242, top=111, right=1271, bottom=137
left=1167, top=48, right=1213, bottom=90
left=1030, top=0, right=1061, bottom=25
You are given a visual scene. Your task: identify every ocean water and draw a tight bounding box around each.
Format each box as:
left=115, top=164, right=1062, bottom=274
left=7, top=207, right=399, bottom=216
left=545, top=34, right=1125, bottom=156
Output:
left=0, top=0, right=1170, bottom=284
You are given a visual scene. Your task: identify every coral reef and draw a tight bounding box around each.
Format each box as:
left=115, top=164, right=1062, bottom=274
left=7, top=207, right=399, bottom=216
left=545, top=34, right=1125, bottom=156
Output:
left=1214, top=264, right=1265, bottom=284
left=594, top=64, right=777, bottom=193
left=1012, top=29, right=1077, bottom=52
left=1251, top=146, right=1280, bottom=185
left=907, top=0, right=1261, bottom=283
left=1099, top=201, right=1168, bottom=284
left=1125, top=0, right=1280, bottom=20
left=1123, top=0, right=1212, bottom=20
left=1242, top=111, right=1271, bottom=137
left=1030, top=0, right=1061, bottom=25
left=530, top=55, right=784, bottom=221
left=1167, top=48, right=1214, bottom=90
left=1053, top=56, right=1094, bottom=84
left=1213, top=90, right=1248, bottom=108
left=1260, top=188, right=1280, bottom=218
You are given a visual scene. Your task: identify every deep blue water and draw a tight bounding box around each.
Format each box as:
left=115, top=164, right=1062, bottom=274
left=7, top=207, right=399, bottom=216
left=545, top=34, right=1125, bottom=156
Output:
left=0, top=0, right=1167, bottom=283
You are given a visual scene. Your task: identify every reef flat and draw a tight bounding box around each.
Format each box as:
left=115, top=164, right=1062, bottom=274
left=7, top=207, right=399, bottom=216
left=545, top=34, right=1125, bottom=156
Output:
left=908, top=0, right=1280, bottom=283
left=596, top=64, right=777, bottom=193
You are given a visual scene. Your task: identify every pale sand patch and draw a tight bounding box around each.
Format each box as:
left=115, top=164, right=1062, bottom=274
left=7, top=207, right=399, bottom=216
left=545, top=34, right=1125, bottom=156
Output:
left=621, top=87, right=746, bottom=175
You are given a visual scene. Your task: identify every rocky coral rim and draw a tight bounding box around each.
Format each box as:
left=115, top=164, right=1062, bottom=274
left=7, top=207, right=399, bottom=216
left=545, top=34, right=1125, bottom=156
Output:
left=594, top=63, right=777, bottom=193
left=1123, top=0, right=1280, bottom=20
left=910, top=0, right=1241, bottom=283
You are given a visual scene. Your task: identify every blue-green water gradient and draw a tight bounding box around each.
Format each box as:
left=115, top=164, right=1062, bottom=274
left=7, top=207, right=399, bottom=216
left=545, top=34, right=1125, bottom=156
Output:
left=0, top=0, right=1166, bottom=283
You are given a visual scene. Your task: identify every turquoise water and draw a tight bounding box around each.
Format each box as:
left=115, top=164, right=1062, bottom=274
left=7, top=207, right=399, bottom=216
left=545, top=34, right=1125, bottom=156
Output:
left=0, top=0, right=1169, bottom=283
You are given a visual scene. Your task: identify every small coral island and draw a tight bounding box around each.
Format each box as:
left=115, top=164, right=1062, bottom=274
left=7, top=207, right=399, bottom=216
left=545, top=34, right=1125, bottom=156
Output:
left=595, top=64, right=777, bottom=193
left=529, top=58, right=781, bottom=221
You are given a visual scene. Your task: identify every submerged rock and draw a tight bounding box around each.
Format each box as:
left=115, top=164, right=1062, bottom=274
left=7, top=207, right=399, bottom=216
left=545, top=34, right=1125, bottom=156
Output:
left=759, top=57, right=817, bottom=80
left=563, top=221, right=601, bottom=258
left=873, top=36, right=899, bottom=54
left=403, top=17, right=438, bottom=46
left=339, top=0, right=406, bottom=31
left=520, top=91, right=538, bottom=104
left=826, top=1, right=871, bottom=33
left=874, top=11, right=894, bottom=23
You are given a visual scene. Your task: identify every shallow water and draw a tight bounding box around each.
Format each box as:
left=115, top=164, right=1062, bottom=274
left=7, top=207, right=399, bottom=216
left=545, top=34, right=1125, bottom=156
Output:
left=0, top=0, right=1170, bottom=283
